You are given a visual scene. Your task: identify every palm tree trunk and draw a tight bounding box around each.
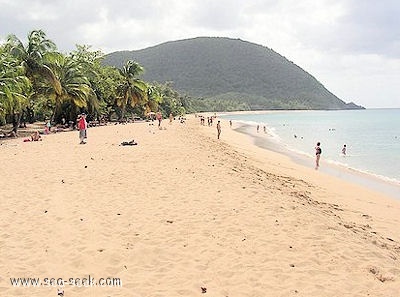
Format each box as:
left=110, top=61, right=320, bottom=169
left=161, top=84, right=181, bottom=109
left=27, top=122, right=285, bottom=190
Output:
left=51, top=96, right=62, bottom=124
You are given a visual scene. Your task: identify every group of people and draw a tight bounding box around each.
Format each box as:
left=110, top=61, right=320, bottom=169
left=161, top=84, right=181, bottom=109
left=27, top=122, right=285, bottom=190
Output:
left=256, top=125, right=267, bottom=133
left=314, top=142, right=347, bottom=170
left=197, top=114, right=222, bottom=140
left=39, top=113, right=88, bottom=144
left=198, top=116, right=352, bottom=170
left=212, top=120, right=350, bottom=166
left=3, top=111, right=185, bottom=146
left=198, top=115, right=217, bottom=126
left=26, top=113, right=87, bottom=144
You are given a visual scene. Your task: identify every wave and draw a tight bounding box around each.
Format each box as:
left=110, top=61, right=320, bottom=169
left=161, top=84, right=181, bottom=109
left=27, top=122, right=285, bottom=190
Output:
left=233, top=120, right=282, bottom=142
left=286, top=147, right=400, bottom=185
left=256, top=131, right=400, bottom=186
left=222, top=110, right=400, bottom=198
left=332, top=162, right=400, bottom=186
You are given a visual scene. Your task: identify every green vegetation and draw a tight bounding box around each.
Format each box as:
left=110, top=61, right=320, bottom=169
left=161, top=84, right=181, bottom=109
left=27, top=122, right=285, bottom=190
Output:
left=103, top=37, right=363, bottom=111
left=1, top=33, right=363, bottom=135
left=0, top=30, right=188, bottom=135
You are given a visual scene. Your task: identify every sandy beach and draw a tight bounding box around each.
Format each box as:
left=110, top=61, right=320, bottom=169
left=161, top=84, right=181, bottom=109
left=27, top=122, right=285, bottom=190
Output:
left=0, top=116, right=399, bottom=297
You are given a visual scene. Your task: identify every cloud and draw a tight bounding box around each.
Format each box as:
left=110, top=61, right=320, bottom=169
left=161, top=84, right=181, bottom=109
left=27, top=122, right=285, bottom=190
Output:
left=188, top=0, right=247, bottom=30
left=275, top=0, right=400, bottom=58
left=0, top=0, right=399, bottom=107
left=3, top=0, right=398, bottom=59
left=339, top=0, right=400, bottom=57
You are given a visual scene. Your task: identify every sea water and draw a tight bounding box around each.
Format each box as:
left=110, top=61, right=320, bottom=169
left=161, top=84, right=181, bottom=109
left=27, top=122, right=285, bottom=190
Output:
left=222, top=109, right=400, bottom=198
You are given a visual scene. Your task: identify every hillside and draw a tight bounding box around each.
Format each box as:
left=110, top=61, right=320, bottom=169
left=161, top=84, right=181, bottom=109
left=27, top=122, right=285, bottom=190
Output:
left=103, top=37, right=363, bottom=110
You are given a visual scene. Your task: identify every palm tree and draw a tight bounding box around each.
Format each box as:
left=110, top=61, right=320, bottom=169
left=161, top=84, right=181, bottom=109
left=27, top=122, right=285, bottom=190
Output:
left=144, top=85, right=163, bottom=114
left=6, top=30, right=57, bottom=77
left=69, top=45, right=110, bottom=120
left=38, top=52, right=98, bottom=122
left=6, top=30, right=62, bottom=117
left=116, top=60, right=148, bottom=119
left=0, top=48, right=31, bottom=134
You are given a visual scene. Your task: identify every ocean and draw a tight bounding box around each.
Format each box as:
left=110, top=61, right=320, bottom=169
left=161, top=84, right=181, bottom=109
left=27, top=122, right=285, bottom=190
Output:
left=221, top=109, right=400, bottom=198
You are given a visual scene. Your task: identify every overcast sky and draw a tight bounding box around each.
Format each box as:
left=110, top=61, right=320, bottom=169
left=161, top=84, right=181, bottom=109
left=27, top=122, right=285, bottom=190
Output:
left=1, top=0, right=399, bottom=108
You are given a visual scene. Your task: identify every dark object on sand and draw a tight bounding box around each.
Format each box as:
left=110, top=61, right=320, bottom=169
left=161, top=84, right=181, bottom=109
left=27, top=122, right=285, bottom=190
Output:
left=57, top=288, right=64, bottom=296
left=120, top=140, right=138, bottom=146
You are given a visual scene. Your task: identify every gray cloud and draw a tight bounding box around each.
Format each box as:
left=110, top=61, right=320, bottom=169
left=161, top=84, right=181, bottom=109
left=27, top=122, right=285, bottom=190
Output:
left=340, top=0, right=400, bottom=57
left=3, top=0, right=398, bottom=58
left=188, top=0, right=247, bottom=30
left=291, top=0, right=400, bottom=58
left=0, top=0, right=399, bottom=107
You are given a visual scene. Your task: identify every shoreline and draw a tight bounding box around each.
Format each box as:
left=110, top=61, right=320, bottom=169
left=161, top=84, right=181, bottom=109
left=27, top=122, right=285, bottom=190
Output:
left=197, top=114, right=400, bottom=235
left=233, top=122, right=400, bottom=200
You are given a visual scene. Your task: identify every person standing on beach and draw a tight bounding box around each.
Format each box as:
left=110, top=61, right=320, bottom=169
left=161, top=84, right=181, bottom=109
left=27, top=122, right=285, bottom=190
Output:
left=342, top=144, right=347, bottom=156
left=156, top=111, right=162, bottom=129
left=315, top=142, right=322, bottom=169
left=44, top=120, right=51, bottom=134
left=217, top=121, right=221, bottom=139
left=46, top=120, right=51, bottom=133
left=78, top=113, right=88, bottom=144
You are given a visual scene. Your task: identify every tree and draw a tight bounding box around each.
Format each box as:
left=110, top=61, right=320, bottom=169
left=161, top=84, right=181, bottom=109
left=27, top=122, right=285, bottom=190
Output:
left=0, top=47, right=31, bottom=133
left=96, top=65, right=124, bottom=120
left=6, top=29, right=59, bottom=87
left=155, top=82, right=187, bottom=116
left=144, top=85, right=163, bottom=114
left=6, top=30, right=61, bottom=122
left=70, top=45, right=119, bottom=120
left=1, top=29, right=191, bottom=130
left=116, top=60, right=148, bottom=119
left=37, top=52, right=98, bottom=123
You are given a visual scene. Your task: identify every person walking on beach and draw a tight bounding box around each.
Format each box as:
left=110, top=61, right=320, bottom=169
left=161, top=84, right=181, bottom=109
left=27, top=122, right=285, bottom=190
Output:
left=217, top=121, right=221, bottom=139
left=156, top=111, right=162, bottom=128
left=342, top=144, right=347, bottom=156
left=46, top=120, right=51, bottom=133
left=315, top=142, right=322, bottom=169
left=78, top=113, right=88, bottom=144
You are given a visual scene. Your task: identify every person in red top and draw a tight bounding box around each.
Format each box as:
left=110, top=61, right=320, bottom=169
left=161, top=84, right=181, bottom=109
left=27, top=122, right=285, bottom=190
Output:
left=78, top=113, right=88, bottom=144
left=156, top=111, right=162, bottom=128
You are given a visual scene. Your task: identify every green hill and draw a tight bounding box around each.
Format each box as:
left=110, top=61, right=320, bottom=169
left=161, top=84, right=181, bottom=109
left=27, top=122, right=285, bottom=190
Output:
left=103, top=37, right=363, bottom=111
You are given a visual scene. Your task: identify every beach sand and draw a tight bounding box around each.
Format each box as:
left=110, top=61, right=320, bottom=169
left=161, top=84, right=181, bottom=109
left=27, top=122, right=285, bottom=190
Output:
left=0, top=116, right=399, bottom=297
